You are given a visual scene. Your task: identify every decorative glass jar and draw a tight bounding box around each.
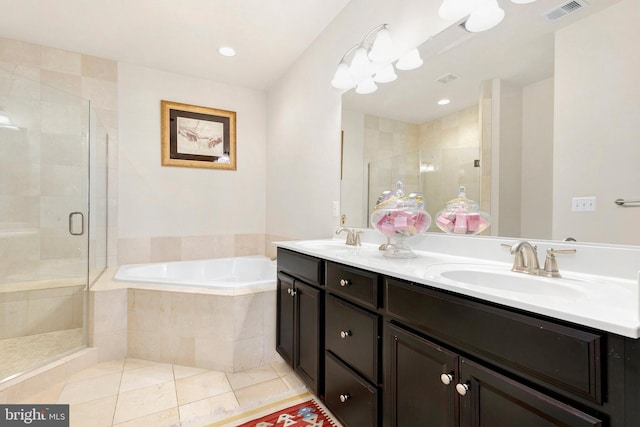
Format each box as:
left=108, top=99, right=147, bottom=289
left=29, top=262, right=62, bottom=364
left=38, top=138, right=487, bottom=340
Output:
left=371, top=181, right=431, bottom=258
left=435, top=186, right=490, bottom=235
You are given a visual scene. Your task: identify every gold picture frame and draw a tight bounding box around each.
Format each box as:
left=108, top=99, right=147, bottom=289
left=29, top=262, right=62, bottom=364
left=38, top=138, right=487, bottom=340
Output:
left=161, top=100, right=236, bottom=170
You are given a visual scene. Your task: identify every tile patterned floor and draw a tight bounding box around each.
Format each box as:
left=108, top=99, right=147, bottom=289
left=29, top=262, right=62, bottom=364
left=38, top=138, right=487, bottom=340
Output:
left=0, top=329, right=84, bottom=380
left=17, top=358, right=307, bottom=427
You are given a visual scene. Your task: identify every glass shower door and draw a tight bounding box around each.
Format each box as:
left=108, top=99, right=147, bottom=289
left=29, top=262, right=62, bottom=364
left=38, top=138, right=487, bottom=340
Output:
left=0, top=70, right=90, bottom=381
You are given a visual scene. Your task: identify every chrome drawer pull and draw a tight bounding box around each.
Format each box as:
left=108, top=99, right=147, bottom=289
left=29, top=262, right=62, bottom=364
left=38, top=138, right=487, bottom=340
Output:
left=340, top=330, right=352, bottom=339
left=339, top=393, right=350, bottom=403
left=339, top=278, right=351, bottom=287
left=440, top=373, right=453, bottom=385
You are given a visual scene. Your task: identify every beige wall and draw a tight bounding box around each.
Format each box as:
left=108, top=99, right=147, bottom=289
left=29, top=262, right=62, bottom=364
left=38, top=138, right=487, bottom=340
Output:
left=521, top=78, right=553, bottom=240
left=340, top=109, right=367, bottom=227
left=265, top=0, right=452, bottom=240
left=117, top=63, right=268, bottom=263
left=553, top=0, right=640, bottom=244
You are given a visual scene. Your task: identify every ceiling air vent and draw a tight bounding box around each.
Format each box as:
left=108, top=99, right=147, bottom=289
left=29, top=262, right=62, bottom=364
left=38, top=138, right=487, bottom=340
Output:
left=436, top=73, right=460, bottom=85
left=545, top=0, right=589, bottom=22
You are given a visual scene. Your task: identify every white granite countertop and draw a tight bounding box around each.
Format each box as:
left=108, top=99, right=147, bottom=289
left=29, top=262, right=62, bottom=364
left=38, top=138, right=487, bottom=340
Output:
left=277, top=235, right=640, bottom=339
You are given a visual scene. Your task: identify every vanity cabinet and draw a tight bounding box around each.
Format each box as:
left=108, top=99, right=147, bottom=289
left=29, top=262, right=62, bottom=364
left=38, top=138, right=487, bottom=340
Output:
left=384, top=277, right=615, bottom=427
left=277, top=247, right=632, bottom=427
left=276, top=248, right=324, bottom=395
left=323, top=261, right=382, bottom=427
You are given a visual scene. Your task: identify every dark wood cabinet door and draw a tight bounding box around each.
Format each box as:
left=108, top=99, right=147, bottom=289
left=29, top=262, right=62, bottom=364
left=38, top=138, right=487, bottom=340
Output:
left=383, top=322, right=458, bottom=427
left=458, top=358, right=603, bottom=427
left=294, top=280, right=322, bottom=395
left=276, top=272, right=295, bottom=365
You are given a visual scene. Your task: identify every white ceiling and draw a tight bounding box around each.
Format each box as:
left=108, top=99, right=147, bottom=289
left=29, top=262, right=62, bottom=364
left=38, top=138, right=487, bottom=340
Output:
left=0, top=0, right=351, bottom=90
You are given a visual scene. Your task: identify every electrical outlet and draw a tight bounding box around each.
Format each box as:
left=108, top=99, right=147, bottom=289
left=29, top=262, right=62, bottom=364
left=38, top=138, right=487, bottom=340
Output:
left=572, top=196, right=596, bottom=212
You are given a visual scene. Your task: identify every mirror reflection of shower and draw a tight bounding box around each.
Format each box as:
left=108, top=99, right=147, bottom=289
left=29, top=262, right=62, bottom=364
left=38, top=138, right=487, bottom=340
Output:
left=342, top=105, right=482, bottom=230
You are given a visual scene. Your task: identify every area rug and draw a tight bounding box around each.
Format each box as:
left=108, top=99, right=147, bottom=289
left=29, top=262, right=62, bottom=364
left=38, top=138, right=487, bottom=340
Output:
left=207, top=392, right=342, bottom=427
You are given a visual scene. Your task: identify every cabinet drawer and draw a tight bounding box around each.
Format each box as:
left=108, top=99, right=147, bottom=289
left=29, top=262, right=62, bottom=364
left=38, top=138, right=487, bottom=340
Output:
left=326, top=295, right=379, bottom=382
left=277, top=248, right=323, bottom=287
left=386, top=278, right=603, bottom=404
left=326, top=261, right=379, bottom=308
left=325, top=352, right=379, bottom=427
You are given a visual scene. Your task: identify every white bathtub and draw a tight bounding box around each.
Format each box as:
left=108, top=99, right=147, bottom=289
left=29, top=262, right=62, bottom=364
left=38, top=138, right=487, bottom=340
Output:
left=114, top=255, right=276, bottom=289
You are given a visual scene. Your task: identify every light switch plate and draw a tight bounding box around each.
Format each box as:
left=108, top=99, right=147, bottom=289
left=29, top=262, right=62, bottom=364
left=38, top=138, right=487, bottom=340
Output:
left=572, top=196, right=596, bottom=212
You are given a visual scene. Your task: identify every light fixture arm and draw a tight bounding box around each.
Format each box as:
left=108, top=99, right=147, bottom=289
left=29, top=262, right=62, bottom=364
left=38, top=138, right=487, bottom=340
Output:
left=336, top=44, right=360, bottom=65
left=359, top=23, right=388, bottom=48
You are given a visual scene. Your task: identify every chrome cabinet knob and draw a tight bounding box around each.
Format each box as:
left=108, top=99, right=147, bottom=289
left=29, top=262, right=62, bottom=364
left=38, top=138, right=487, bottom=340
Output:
left=339, top=278, right=351, bottom=287
left=290, top=289, right=297, bottom=297
left=287, top=288, right=291, bottom=295
left=339, top=393, right=350, bottom=403
left=340, top=330, right=352, bottom=339
left=456, top=383, right=469, bottom=396
left=440, top=373, right=453, bottom=385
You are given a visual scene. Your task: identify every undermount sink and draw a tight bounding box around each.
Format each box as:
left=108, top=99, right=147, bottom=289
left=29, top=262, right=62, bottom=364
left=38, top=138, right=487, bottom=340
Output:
left=423, top=264, right=587, bottom=299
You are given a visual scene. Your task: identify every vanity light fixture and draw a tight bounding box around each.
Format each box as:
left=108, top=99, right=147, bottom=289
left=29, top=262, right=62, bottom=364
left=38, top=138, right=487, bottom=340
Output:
left=331, top=24, right=423, bottom=94
left=218, top=46, right=236, bottom=57
left=439, top=0, right=537, bottom=32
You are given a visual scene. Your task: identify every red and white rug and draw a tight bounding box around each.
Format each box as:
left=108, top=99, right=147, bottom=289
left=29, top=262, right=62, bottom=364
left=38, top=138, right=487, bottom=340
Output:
left=208, top=393, right=341, bottom=427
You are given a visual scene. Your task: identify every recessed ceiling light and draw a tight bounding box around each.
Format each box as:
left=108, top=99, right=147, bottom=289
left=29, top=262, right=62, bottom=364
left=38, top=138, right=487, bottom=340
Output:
left=438, top=99, right=451, bottom=105
left=218, top=47, right=236, bottom=57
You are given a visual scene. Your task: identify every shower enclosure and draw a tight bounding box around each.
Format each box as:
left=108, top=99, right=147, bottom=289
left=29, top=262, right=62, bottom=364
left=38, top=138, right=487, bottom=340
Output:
left=0, top=69, right=108, bottom=381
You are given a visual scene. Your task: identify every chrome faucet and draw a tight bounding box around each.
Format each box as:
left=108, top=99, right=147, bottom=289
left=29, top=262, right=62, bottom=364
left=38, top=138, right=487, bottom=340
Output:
left=336, top=227, right=362, bottom=246
left=509, top=241, right=540, bottom=275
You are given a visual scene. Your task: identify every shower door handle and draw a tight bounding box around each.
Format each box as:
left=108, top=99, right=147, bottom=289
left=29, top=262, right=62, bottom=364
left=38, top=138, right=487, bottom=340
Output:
left=68, top=212, right=85, bottom=236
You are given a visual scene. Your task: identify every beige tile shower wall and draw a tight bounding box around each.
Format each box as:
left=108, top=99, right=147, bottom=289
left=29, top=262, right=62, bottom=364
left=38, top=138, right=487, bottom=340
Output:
left=117, top=233, right=267, bottom=265
left=0, top=285, right=84, bottom=340
left=362, top=107, right=481, bottom=229
left=364, top=115, right=419, bottom=220
left=0, top=37, right=119, bottom=276
left=417, top=105, right=481, bottom=223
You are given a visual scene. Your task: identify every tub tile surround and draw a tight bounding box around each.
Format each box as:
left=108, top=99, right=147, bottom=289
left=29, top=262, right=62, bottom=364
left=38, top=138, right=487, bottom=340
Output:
left=88, top=267, right=280, bottom=371
left=118, top=233, right=290, bottom=265
left=118, top=233, right=270, bottom=265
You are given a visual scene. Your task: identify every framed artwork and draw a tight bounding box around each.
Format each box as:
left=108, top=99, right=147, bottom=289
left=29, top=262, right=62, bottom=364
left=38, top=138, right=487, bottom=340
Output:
left=161, top=100, right=236, bottom=170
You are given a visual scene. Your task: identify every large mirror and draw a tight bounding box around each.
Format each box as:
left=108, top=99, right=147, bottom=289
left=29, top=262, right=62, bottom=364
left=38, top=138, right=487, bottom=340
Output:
left=341, top=0, right=640, bottom=246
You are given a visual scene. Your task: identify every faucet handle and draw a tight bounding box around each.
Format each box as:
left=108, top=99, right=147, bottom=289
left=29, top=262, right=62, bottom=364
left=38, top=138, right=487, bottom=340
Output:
left=540, top=248, right=576, bottom=278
